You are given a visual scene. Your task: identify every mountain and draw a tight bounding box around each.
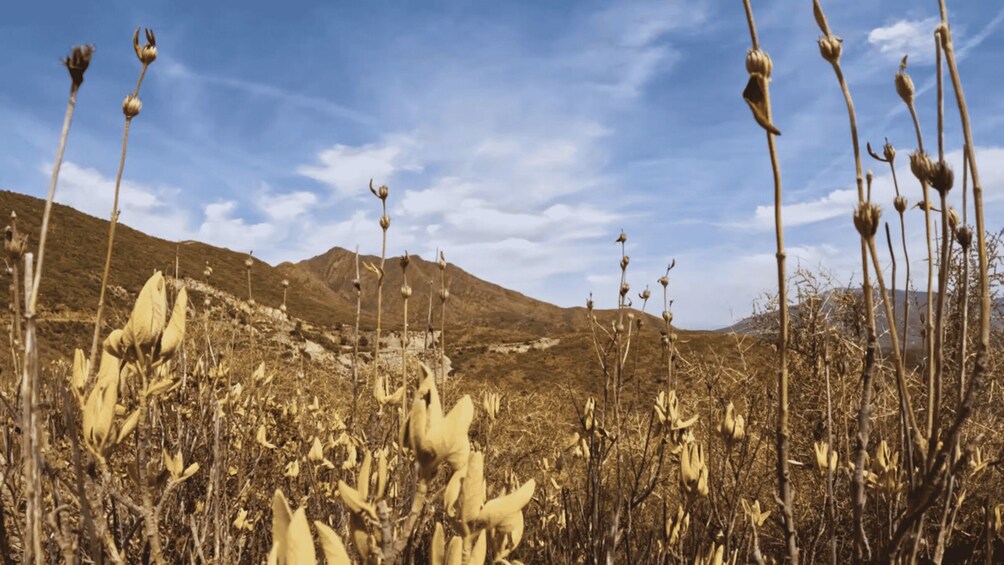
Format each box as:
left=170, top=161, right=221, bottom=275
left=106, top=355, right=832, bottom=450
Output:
left=0, top=190, right=347, bottom=327
left=287, top=247, right=599, bottom=339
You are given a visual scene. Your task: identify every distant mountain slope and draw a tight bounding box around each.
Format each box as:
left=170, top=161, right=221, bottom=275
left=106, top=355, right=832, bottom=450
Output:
left=0, top=190, right=347, bottom=327
left=287, top=246, right=599, bottom=336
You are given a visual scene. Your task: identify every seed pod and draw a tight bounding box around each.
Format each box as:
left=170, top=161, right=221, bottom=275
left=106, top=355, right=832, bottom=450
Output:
left=658, top=275, right=669, bottom=288
left=400, top=252, right=410, bottom=270
left=745, top=48, right=772, bottom=78
left=663, top=311, right=673, bottom=324
left=439, top=288, right=450, bottom=302
left=894, top=196, right=908, bottom=214
left=930, top=160, right=955, bottom=194
left=64, top=44, right=95, bottom=87
left=853, top=202, right=882, bottom=238
left=818, top=35, right=842, bottom=63
left=122, top=94, right=142, bottom=118
left=282, top=279, right=290, bottom=288
left=956, top=226, right=973, bottom=248
left=620, top=255, right=630, bottom=270
left=947, top=207, right=960, bottom=235
left=401, top=285, right=413, bottom=299
left=620, top=282, right=630, bottom=296
left=438, top=251, right=447, bottom=271
left=369, top=180, right=389, bottom=200
left=133, top=28, right=157, bottom=65
left=895, top=56, right=915, bottom=105
left=379, top=215, right=391, bottom=230
left=909, top=151, right=934, bottom=184
left=883, top=140, right=896, bottom=163
left=615, top=231, right=627, bottom=244
left=639, top=288, right=651, bottom=301
left=352, top=278, right=361, bottom=291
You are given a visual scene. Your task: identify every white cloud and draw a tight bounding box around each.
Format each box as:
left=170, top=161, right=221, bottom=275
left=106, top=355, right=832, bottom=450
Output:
left=297, top=136, right=420, bottom=197
left=197, top=201, right=275, bottom=252
left=54, top=162, right=191, bottom=241
left=868, top=17, right=940, bottom=63
left=257, top=190, right=318, bottom=220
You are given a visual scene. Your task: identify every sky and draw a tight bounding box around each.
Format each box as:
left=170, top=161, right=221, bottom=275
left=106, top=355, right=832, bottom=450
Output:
left=2, top=1, right=1003, bottom=329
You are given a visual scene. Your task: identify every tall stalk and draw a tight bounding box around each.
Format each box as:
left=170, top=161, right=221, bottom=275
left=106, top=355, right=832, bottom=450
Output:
left=88, top=29, right=157, bottom=374
left=739, top=2, right=798, bottom=562
left=21, top=44, right=92, bottom=565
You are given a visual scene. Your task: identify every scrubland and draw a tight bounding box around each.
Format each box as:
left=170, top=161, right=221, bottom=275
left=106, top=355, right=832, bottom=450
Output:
left=1, top=1, right=1003, bottom=563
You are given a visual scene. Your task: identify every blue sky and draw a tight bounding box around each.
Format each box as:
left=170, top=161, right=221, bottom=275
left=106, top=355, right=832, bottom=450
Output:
left=2, top=1, right=1003, bottom=329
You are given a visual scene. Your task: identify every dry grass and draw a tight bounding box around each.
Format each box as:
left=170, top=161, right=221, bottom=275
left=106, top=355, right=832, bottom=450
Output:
left=1, top=3, right=1004, bottom=564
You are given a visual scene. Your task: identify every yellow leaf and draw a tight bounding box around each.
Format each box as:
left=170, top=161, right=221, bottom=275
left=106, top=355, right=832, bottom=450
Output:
left=314, top=521, right=351, bottom=565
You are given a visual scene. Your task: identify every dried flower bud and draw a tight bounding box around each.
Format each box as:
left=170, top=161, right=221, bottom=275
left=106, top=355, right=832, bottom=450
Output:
left=620, top=255, right=630, bottom=270
left=245, top=256, right=253, bottom=269
left=895, top=56, right=915, bottom=105
left=379, top=215, right=391, bottom=230
left=620, top=282, right=630, bottom=296
left=853, top=202, right=882, bottom=238
left=615, top=231, right=627, bottom=244
left=133, top=28, right=157, bottom=65
left=586, top=295, right=594, bottom=311
left=909, top=151, right=934, bottom=184
left=818, top=35, right=842, bottom=63
left=64, top=44, right=94, bottom=87
left=122, top=94, right=142, bottom=118
left=400, top=252, right=410, bottom=270
left=956, top=226, right=972, bottom=248
left=369, top=180, right=389, bottom=200
left=894, top=196, right=908, bottom=214
left=947, top=207, right=960, bottom=235
left=929, top=160, right=954, bottom=194
left=658, top=275, right=669, bottom=288
left=438, top=251, right=447, bottom=271
left=282, top=279, right=290, bottom=288
left=639, top=288, right=651, bottom=301
left=401, top=285, right=413, bottom=299
left=663, top=311, right=673, bottom=324
left=439, top=288, right=450, bottom=302
left=745, top=48, right=772, bottom=78
left=883, top=140, right=896, bottom=163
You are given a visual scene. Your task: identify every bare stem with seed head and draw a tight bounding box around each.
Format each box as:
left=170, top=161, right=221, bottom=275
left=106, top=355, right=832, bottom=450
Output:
left=88, top=29, right=156, bottom=376
left=22, top=44, right=92, bottom=565
left=741, top=2, right=798, bottom=562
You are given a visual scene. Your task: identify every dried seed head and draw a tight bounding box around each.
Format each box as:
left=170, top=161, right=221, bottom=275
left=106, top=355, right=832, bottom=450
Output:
left=64, top=44, right=94, bottom=87
left=438, top=251, right=447, bottom=271
left=662, top=311, right=673, bottom=325
left=133, top=28, right=157, bottom=65
left=745, top=48, right=772, bottom=78
left=203, top=262, right=213, bottom=278
left=379, top=215, right=391, bottom=230
left=401, top=285, right=413, bottom=299
left=620, top=255, right=630, bottom=270
left=620, top=282, right=630, bottom=296
left=639, top=288, right=651, bottom=301
left=615, top=231, right=627, bottom=244
left=122, top=94, right=142, bottom=118
left=282, top=279, right=290, bottom=288
left=894, top=196, right=908, bottom=214
left=245, top=256, right=253, bottom=269
left=586, top=294, right=594, bottom=311
left=895, top=56, right=915, bottom=106
left=929, top=160, right=954, bottom=194
left=853, top=202, right=882, bottom=238
left=883, top=140, right=896, bottom=163
left=947, top=207, right=960, bottom=235
left=909, top=151, right=934, bottom=184
left=439, top=288, right=450, bottom=302
left=369, top=180, right=389, bottom=200
left=866, top=169, right=874, bottom=186
left=658, top=275, right=669, bottom=288
left=818, top=35, right=842, bottom=63
left=956, top=226, right=972, bottom=248
left=400, top=252, right=410, bottom=271
left=279, top=303, right=287, bottom=313
left=352, top=278, right=361, bottom=291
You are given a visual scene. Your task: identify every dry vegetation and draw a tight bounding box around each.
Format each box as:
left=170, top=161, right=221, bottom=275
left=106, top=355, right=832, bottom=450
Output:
left=2, top=1, right=1004, bottom=563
